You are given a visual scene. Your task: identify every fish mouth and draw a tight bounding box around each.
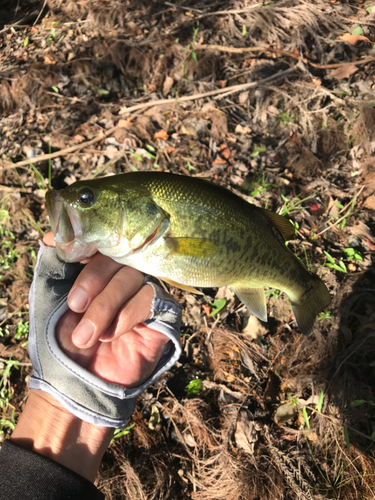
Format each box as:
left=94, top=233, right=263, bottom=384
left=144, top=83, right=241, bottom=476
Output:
left=46, top=190, right=98, bottom=262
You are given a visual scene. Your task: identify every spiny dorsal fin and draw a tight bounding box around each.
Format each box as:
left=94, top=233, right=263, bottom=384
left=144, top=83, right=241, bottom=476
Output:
left=230, top=286, right=267, bottom=322
left=257, top=207, right=295, bottom=241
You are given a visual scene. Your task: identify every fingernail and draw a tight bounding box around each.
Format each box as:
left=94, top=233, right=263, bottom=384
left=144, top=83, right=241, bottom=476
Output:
left=72, top=320, right=95, bottom=346
left=68, top=287, right=89, bottom=312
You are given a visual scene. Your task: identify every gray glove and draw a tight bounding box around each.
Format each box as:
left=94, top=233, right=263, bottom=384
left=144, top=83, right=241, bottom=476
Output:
left=28, top=242, right=182, bottom=428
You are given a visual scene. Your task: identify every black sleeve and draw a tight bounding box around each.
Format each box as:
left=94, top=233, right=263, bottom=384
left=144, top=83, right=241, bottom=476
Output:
left=0, top=440, right=104, bottom=500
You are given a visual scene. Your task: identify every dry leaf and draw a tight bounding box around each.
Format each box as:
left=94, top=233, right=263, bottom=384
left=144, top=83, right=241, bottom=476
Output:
left=238, top=91, right=249, bottom=104
left=331, top=64, right=358, bottom=80
left=212, top=157, right=227, bottom=166
left=218, top=80, right=227, bottom=88
left=363, top=194, right=375, bottom=210
left=154, top=129, right=168, bottom=141
left=117, top=119, right=130, bottom=129
left=348, top=221, right=375, bottom=243
left=162, top=76, right=174, bottom=96
left=163, top=146, right=175, bottom=155
left=220, top=144, right=231, bottom=159
left=234, top=409, right=259, bottom=455
left=235, top=124, right=251, bottom=135
left=44, top=55, right=56, bottom=65
left=340, top=33, right=371, bottom=45
left=202, top=304, right=211, bottom=317
left=242, top=315, right=267, bottom=339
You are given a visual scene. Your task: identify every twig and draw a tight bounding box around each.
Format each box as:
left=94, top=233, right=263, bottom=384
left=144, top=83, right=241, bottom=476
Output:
left=1, top=126, right=117, bottom=169
left=316, top=186, right=365, bottom=237
left=119, top=66, right=296, bottom=116
left=196, top=4, right=262, bottom=18
left=194, top=44, right=375, bottom=70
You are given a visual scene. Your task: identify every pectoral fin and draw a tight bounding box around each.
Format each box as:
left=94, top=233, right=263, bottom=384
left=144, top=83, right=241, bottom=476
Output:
left=159, top=277, right=203, bottom=295
left=231, top=286, right=267, bottom=322
left=165, top=237, right=217, bottom=258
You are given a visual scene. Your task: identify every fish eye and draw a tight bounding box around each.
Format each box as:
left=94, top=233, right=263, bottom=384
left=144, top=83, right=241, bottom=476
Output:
left=78, top=188, right=96, bottom=207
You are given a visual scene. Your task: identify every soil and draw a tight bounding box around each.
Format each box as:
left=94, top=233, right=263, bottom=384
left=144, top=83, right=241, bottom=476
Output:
left=1, top=1, right=375, bottom=499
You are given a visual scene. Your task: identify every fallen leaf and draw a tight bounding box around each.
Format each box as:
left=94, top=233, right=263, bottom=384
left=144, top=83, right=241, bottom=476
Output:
left=202, top=304, right=211, bottom=317
left=154, top=129, right=168, bottom=141
left=218, top=80, right=227, bottom=88
left=348, top=221, right=375, bottom=243
left=163, top=146, right=175, bottom=155
left=340, top=33, right=371, bottom=45
left=234, top=409, right=259, bottom=455
left=238, top=91, right=249, bottom=104
left=73, top=134, right=85, bottom=143
left=220, top=144, right=231, bottom=159
left=212, top=157, right=227, bottom=166
left=44, top=55, right=56, bottom=64
left=274, top=403, right=298, bottom=424
left=162, top=76, right=174, bottom=96
left=235, top=124, right=251, bottom=135
left=117, top=119, right=130, bottom=129
left=363, top=194, right=375, bottom=210
left=242, top=315, right=267, bottom=339
left=331, top=64, right=358, bottom=80
left=185, top=11, right=194, bottom=17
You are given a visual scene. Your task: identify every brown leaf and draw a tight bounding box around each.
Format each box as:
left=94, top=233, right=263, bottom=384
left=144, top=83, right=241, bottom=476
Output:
left=234, top=409, right=259, bottom=455
left=363, top=194, right=375, bottom=210
left=44, top=55, right=56, bottom=65
left=331, top=64, right=359, bottom=80
left=220, top=144, right=231, bottom=159
left=340, top=33, right=372, bottom=45
left=162, top=76, right=174, bottom=96
left=212, top=157, right=227, bottom=166
left=163, top=146, right=175, bottom=155
left=154, top=129, right=168, bottom=141
left=202, top=304, right=211, bottom=317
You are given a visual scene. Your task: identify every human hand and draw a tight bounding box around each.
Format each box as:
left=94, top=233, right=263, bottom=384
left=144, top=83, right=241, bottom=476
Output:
left=43, top=232, right=170, bottom=388
left=28, top=233, right=182, bottom=428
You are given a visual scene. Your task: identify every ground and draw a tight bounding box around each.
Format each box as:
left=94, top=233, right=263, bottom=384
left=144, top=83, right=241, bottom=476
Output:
left=1, top=0, right=375, bottom=498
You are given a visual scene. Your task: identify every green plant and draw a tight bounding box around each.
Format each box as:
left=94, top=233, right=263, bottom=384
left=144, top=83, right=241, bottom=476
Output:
left=0, top=359, right=19, bottom=433
left=251, top=144, right=266, bottom=157
left=15, top=320, right=29, bottom=340
left=181, top=27, right=199, bottom=78
left=110, top=423, right=135, bottom=444
left=278, top=111, right=295, bottom=124
left=250, top=174, right=271, bottom=197
left=278, top=193, right=315, bottom=217
left=343, top=247, right=363, bottom=262
left=185, top=379, right=203, bottom=396
left=210, top=299, right=226, bottom=316
left=323, top=251, right=347, bottom=273
left=318, top=311, right=332, bottom=321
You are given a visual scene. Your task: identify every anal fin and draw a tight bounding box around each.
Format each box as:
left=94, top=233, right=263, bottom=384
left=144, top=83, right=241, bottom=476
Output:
left=231, top=287, right=267, bottom=322
left=159, top=277, right=203, bottom=295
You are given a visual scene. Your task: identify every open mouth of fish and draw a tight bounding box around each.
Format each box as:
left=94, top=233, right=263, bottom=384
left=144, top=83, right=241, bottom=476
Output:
left=45, top=190, right=98, bottom=262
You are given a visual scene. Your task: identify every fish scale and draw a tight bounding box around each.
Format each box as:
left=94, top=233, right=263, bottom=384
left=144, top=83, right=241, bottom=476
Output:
left=46, top=172, right=331, bottom=334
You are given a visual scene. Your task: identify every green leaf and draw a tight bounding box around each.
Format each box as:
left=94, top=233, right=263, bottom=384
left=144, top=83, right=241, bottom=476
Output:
left=351, top=26, right=364, bottom=36
left=302, top=406, right=310, bottom=430
left=110, top=423, right=135, bottom=443
left=367, top=6, right=374, bottom=12
left=191, top=51, right=198, bottom=63
left=51, top=85, right=59, bottom=93
left=209, top=298, right=226, bottom=316
left=97, top=88, right=109, bottom=95
left=323, top=251, right=335, bottom=264
left=350, top=399, right=366, bottom=407
left=317, top=390, right=324, bottom=413
left=251, top=144, right=266, bottom=157
left=242, top=25, right=247, bottom=36
left=146, top=144, right=156, bottom=152
left=185, top=379, right=203, bottom=396
left=23, top=36, right=29, bottom=47
left=130, top=153, right=143, bottom=162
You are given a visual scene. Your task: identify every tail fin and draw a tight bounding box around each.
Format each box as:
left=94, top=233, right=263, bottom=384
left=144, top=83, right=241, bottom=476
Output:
left=291, top=276, right=331, bottom=335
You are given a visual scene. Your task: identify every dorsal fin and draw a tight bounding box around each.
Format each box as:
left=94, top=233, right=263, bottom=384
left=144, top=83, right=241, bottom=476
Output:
left=257, top=207, right=295, bottom=241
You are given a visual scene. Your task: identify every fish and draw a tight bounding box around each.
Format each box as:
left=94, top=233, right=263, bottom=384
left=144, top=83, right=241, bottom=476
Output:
left=45, top=172, right=331, bottom=334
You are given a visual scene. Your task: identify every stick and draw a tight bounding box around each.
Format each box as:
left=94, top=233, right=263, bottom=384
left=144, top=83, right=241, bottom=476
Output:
left=119, top=66, right=295, bottom=116
left=1, top=126, right=117, bottom=169
left=194, top=44, right=375, bottom=70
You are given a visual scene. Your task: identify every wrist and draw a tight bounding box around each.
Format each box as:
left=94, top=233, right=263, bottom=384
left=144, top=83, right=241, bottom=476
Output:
left=11, top=390, right=114, bottom=482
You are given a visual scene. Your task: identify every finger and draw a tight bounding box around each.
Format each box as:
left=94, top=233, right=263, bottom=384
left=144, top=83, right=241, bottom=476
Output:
left=99, top=284, right=155, bottom=343
left=67, top=253, right=124, bottom=313
left=43, top=231, right=56, bottom=247
left=71, top=266, right=145, bottom=348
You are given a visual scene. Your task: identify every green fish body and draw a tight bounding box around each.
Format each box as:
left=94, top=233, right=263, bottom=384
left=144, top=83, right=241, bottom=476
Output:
left=46, top=172, right=331, bottom=334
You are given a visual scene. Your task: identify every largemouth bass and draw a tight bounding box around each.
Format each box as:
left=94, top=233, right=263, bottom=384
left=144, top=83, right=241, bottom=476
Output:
left=46, top=172, right=331, bottom=334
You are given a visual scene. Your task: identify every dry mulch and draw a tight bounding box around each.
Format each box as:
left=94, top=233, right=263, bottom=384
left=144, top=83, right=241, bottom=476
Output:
left=1, top=1, right=375, bottom=498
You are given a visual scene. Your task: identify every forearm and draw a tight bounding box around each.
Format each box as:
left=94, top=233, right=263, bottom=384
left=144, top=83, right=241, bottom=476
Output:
left=10, top=390, right=114, bottom=482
